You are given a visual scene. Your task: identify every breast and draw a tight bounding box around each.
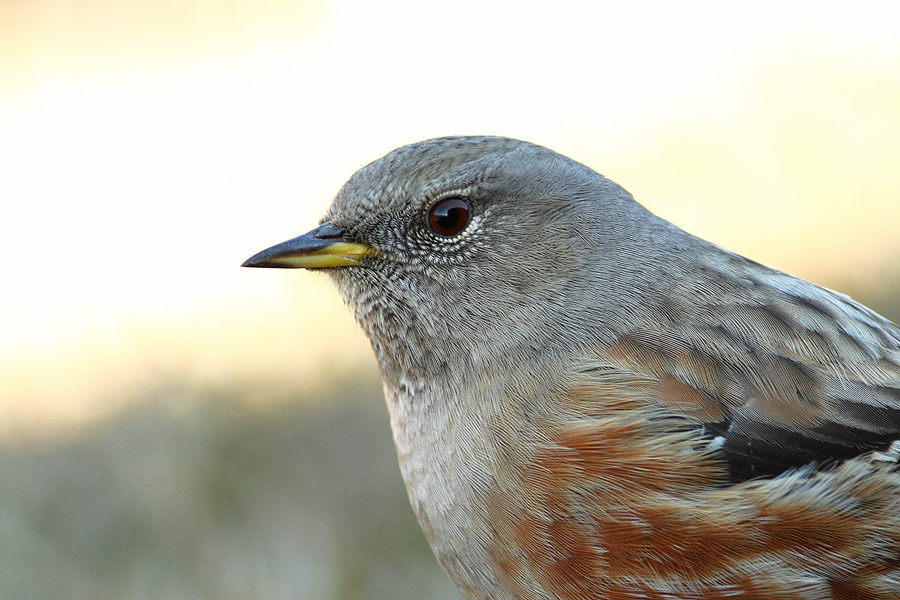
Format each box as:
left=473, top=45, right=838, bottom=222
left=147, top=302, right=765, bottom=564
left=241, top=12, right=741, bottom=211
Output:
left=381, top=379, right=511, bottom=599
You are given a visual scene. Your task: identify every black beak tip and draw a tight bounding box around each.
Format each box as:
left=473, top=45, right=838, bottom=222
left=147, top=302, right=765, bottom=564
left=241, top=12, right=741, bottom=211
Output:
left=241, top=253, right=266, bottom=268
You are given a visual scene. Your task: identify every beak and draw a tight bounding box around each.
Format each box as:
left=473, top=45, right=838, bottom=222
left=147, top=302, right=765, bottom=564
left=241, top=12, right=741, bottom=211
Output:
left=241, top=223, right=378, bottom=269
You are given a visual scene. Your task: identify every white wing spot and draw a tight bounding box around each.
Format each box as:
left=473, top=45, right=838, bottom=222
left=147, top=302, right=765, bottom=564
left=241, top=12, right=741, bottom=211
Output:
left=707, top=436, right=727, bottom=450
left=871, top=440, right=900, bottom=463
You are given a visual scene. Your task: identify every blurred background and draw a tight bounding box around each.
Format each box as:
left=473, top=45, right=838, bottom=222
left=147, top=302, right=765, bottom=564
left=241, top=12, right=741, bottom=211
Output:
left=1, top=1, right=899, bottom=598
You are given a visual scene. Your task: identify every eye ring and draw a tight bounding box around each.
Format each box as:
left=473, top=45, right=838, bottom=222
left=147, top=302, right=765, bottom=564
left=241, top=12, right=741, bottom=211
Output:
left=428, top=197, right=471, bottom=236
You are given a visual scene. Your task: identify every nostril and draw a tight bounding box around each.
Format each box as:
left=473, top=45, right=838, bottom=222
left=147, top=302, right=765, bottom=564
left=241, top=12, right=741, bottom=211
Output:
left=313, top=223, right=347, bottom=239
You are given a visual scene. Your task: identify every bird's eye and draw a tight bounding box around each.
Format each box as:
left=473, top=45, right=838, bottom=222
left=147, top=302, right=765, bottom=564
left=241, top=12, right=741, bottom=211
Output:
left=428, top=197, right=471, bottom=236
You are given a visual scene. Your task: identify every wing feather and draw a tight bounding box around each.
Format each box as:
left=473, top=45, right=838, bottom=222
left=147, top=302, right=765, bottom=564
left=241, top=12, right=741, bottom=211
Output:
left=601, top=252, right=900, bottom=481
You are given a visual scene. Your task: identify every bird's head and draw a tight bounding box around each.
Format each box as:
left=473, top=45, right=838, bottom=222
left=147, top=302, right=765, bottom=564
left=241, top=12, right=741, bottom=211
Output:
left=243, top=136, right=664, bottom=384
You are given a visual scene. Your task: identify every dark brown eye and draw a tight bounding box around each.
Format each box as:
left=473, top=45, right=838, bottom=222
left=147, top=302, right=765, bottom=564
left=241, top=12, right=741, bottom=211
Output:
left=428, top=197, right=470, bottom=236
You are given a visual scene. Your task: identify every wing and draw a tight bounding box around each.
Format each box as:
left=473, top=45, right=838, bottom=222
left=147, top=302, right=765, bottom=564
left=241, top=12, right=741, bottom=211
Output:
left=599, top=251, right=900, bottom=482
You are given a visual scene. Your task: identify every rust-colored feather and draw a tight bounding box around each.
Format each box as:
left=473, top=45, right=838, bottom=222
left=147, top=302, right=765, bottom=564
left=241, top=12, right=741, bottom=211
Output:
left=486, top=370, right=900, bottom=599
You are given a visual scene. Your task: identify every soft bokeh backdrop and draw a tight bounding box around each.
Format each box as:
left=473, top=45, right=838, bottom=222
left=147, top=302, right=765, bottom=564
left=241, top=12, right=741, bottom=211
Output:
left=1, top=1, right=899, bottom=598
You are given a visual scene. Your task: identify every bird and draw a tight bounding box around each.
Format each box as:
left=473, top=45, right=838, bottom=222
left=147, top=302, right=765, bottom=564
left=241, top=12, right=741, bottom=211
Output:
left=243, top=136, right=900, bottom=600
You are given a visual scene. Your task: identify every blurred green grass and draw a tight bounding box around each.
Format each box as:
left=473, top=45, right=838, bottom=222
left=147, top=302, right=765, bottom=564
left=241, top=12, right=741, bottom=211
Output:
left=0, top=375, right=460, bottom=600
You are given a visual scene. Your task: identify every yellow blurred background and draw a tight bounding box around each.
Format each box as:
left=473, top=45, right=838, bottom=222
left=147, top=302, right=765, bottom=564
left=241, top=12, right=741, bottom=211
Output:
left=1, top=1, right=899, bottom=598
